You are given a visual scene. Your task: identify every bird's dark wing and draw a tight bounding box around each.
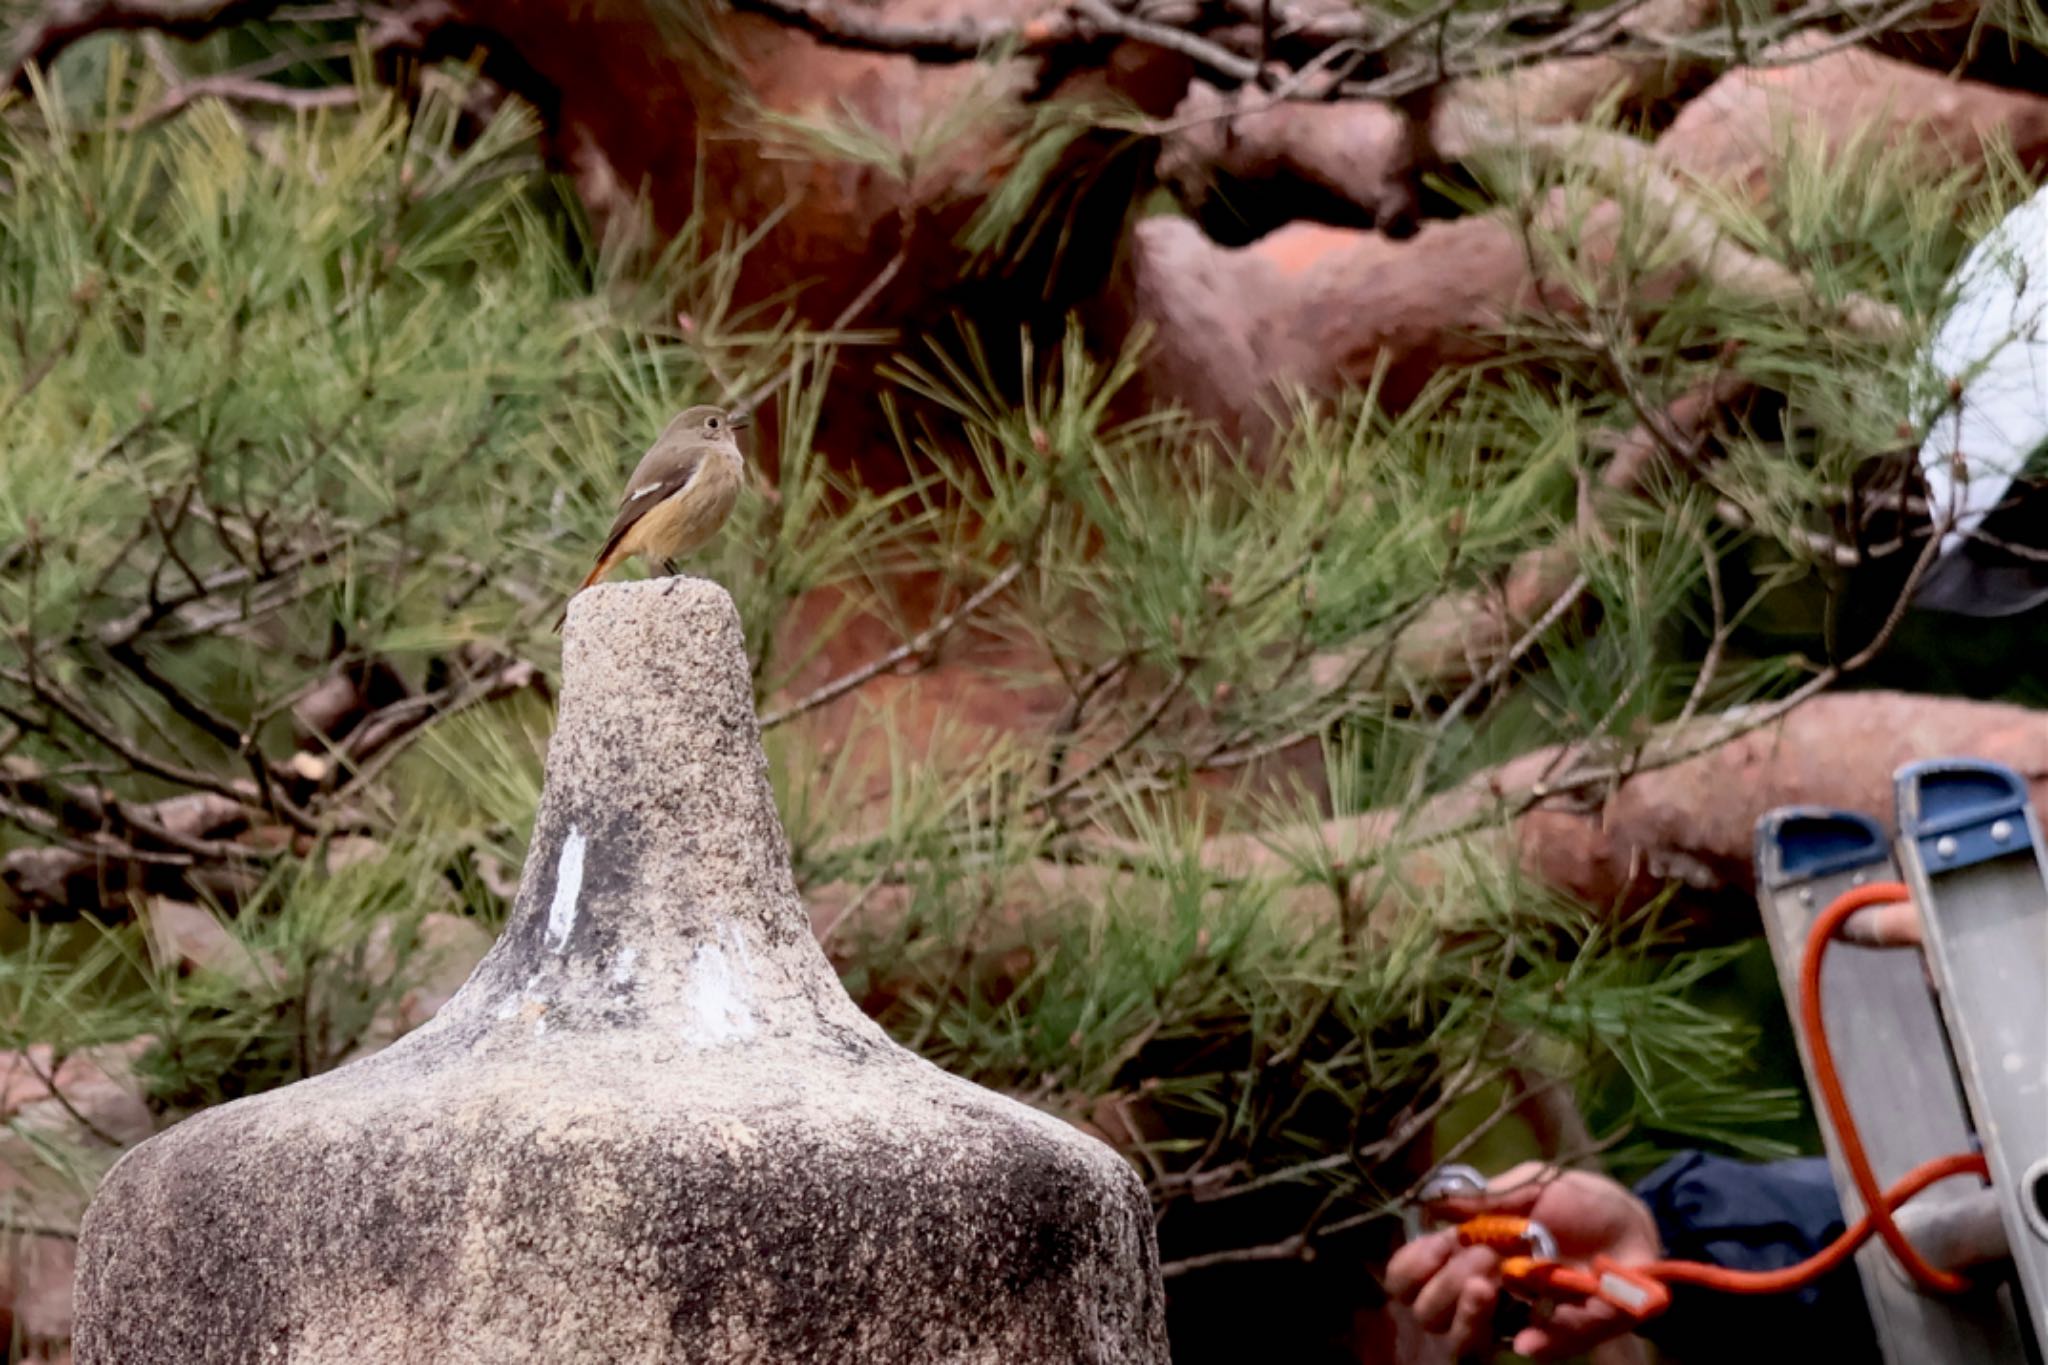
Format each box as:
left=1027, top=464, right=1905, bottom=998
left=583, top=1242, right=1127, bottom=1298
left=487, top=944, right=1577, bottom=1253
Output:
left=592, top=443, right=708, bottom=565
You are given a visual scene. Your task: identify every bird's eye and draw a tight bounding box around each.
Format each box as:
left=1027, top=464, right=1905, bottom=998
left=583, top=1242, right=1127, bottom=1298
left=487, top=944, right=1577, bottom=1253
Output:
left=707, top=417, right=720, bottom=429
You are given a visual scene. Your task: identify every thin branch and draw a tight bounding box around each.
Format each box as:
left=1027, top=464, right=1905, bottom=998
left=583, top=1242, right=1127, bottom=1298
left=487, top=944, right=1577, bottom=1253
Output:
left=1403, top=570, right=1590, bottom=807
left=0, top=1217, right=80, bottom=1242
left=722, top=0, right=1083, bottom=63
left=335, top=656, right=545, bottom=791
left=101, top=637, right=305, bottom=816
left=0, top=761, right=260, bottom=862
left=1032, top=656, right=1196, bottom=812
left=93, top=531, right=342, bottom=648
left=5, top=0, right=288, bottom=89
left=0, top=661, right=319, bottom=833
left=13, top=1049, right=128, bottom=1147
left=759, top=560, right=1025, bottom=729
left=1158, top=1232, right=1312, bottom=1279
left=118, top=72, right=360, bottom=130
left=1070, top=0, right=1261, bottom=85
left=1043, top=651, right=1133, bottom=790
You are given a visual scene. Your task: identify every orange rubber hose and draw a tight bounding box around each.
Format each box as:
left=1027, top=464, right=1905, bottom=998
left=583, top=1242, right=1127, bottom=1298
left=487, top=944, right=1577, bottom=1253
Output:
left=1643, top=1150, right=1987, bottom=1294
left=1796, top=881, right=1978, bottom=1295
left=1447, top=879, right=1991, bottom=1319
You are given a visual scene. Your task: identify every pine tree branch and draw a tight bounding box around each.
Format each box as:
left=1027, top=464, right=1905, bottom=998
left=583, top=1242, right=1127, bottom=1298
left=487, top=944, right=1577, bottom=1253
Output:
left=0, top=760, right=260, bottom=862
left=4, top=0, right=287, bottom=88
left=0, top=662, right=322, bottom=834
left=333, top=655, right=546, bottom=792
left=1437, top=109, right=1906, bottom=340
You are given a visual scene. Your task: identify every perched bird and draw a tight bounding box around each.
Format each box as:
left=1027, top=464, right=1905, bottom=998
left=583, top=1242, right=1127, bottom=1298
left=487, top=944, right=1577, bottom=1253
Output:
left=557, top=404, right=751, bottom=628
left=1913, top=182, right=2048, bottom=617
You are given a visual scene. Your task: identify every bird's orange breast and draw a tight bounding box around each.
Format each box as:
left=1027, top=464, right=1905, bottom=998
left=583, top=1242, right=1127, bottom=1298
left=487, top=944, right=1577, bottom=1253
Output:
left=617, top=454, right=743, bottom=563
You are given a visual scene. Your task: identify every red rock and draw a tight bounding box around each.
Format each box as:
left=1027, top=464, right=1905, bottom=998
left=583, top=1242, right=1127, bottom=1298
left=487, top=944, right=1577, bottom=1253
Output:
left=1122, top=211, right=1586, bottom=446
left=144, top=900, right=271, bottom=991
left=1657, top=33, right=2048, bottom=199
left=446, top=0, right=1188, bottom=332
left=1158, top=82, right=1420, bottom=242
left=0, top=1043, right=153, bottom=1147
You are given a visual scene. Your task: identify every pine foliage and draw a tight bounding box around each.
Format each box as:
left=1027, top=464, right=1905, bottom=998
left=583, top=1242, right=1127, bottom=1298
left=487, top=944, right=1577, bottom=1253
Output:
left=0, top=20, right=2022, bottom=1322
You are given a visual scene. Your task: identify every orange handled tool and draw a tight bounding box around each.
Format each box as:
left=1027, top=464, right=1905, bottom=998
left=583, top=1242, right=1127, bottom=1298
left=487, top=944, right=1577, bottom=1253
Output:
left=1408, top=883, right=1992, bottom=1330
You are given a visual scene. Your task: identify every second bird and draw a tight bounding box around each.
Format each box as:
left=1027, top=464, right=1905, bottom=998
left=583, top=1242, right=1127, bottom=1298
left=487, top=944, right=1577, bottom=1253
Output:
left=562, top=404, right=751, bottom=625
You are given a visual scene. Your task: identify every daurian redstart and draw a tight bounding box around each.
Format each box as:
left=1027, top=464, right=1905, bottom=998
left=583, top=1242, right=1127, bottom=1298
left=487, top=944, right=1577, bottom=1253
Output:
left=557, top=404, right=750, bottom=628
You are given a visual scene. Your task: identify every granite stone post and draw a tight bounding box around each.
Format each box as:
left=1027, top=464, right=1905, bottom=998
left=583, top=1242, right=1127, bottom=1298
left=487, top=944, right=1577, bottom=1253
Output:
left=74, top=578, right=1169, bottom=1364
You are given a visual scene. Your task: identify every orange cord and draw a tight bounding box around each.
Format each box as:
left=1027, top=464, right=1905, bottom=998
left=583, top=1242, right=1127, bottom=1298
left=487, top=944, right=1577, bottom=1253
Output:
left=1642, top=1150, right=1987, bottom=1295
left=1445, top=880, right=1991, bottom=1321
left=1794, top=881, right=1979, bottom=1296
left=1458, top=1215, right=1537, bottom=1251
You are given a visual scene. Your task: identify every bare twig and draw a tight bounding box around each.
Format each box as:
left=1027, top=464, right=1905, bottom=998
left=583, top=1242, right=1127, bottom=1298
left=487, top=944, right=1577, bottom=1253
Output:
left=0, top=661, right=321, bottom=833
left=759, top=561, right=1025, bottom=729
left=1404, top=571, right=1590, bottom=805
left=722, top=0, right=1092, bottom=61
left=1158, top=1231, right=1312, bottom=1279
left=13, top=1049, right=129, bottom=1148
left=336, top=655, right=545, bottom=790
left=6, top=0, right=288, bottom=88
left=118, top=72, right=360, bottom=129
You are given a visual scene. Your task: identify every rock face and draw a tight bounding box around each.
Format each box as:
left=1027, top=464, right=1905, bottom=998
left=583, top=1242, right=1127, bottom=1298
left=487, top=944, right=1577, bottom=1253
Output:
left=1655, top=33, right=2048, bottom=199
left=73, top=578, right=1168, bottom=1365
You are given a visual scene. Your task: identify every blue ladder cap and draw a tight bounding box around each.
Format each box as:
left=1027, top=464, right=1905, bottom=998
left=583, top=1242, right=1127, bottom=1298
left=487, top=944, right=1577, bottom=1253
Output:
left=1755, top=807, right=1889, bottom=889
left=1896, top=759, right=2035, bottom=872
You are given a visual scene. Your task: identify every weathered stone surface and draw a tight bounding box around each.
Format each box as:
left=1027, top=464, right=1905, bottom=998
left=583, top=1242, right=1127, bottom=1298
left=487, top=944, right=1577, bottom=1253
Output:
left=74, top=578, right=1168, bottom=1365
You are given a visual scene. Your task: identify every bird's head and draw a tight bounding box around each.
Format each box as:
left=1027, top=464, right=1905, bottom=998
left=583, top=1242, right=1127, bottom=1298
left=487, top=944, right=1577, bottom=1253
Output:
left=666, top=404, right=751, bottom=451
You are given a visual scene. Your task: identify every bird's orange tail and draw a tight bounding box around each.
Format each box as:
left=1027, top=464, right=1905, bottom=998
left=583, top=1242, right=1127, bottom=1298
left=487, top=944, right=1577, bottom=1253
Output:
left=553, top=554, right=621, bottom=632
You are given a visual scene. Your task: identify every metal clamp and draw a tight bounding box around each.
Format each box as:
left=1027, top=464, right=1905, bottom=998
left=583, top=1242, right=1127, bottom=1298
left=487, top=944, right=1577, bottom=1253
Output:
left=1404, top=1163, right=1488, bottom=1243
left=1404, top=1164, right=1559, bottom=1260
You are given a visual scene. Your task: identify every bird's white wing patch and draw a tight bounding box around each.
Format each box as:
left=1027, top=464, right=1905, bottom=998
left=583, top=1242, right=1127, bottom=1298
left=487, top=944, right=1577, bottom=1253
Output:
left=1918, top=187, right=2048, bottom=556
left=627, top=483, right=662, bottom=502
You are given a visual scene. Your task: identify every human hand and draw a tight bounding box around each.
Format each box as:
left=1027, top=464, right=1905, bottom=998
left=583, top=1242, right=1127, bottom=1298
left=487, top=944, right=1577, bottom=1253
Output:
left=1834, top=894, right=1920, bottom=947
left=1385, top=1161, right=1663, bottom=1361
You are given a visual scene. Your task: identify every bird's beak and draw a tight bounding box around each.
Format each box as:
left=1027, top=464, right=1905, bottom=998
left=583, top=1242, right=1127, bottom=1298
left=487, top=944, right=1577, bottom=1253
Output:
left=727, top=409, right=753, bottom=431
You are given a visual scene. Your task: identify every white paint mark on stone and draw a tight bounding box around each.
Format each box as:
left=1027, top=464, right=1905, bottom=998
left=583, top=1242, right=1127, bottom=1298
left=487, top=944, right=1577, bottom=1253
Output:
left=680, top=930, right=757, bottom=1045
left=609, top=946, right=640, bottom=986
left=545, top=829, right=586, bottom=951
